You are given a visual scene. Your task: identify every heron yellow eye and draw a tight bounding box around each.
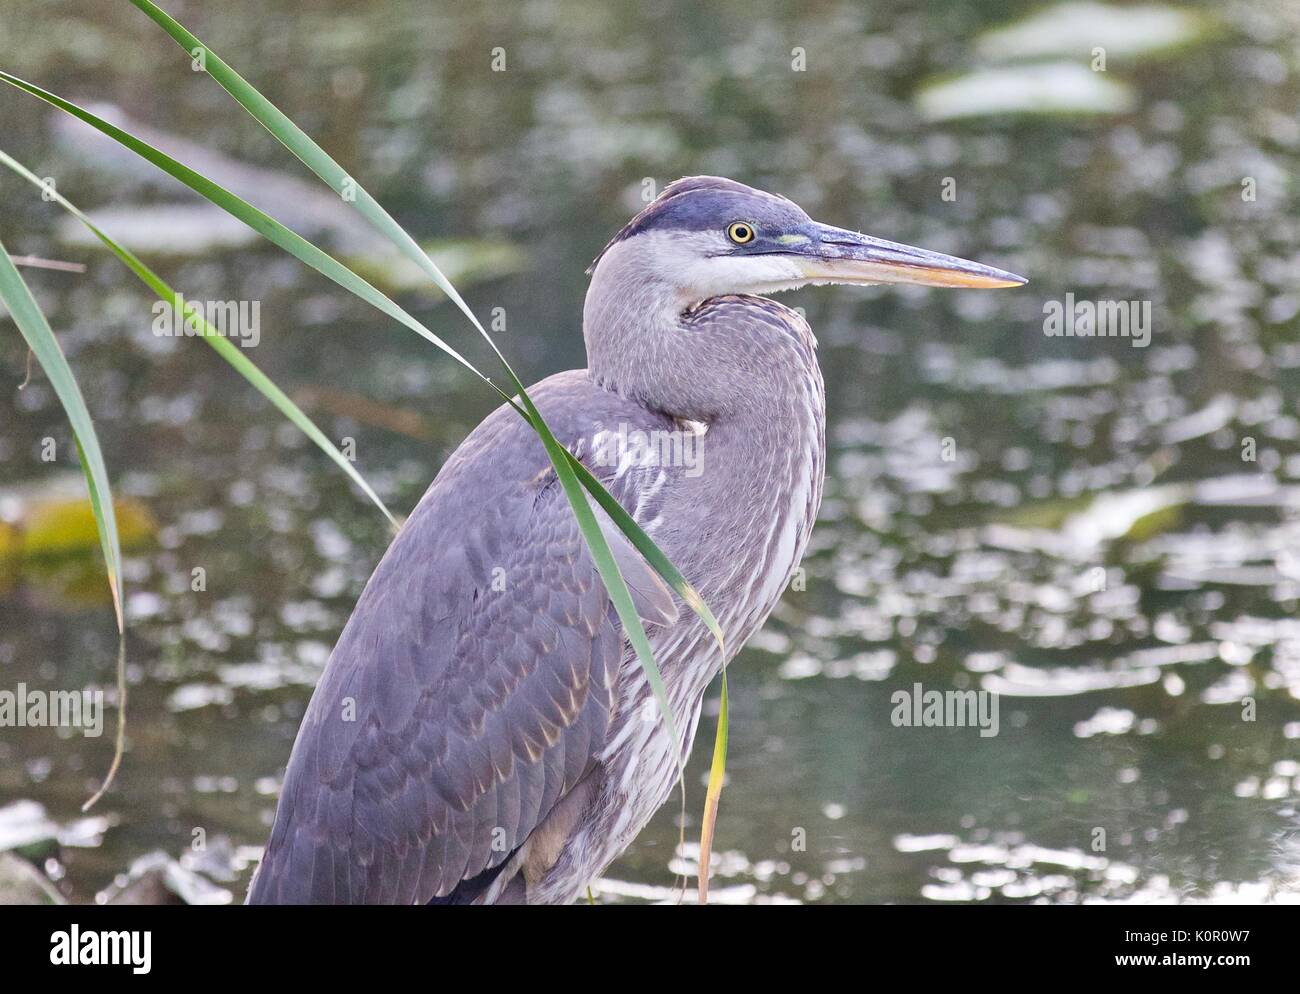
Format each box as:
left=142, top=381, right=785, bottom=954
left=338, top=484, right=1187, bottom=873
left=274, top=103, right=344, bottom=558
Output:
left=727, top=222, right=756, bottom=244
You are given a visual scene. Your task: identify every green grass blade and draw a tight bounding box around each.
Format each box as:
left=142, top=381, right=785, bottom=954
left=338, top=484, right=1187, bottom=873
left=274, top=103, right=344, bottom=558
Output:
left=0, top=234, right=128, bottom=809
left=120, top=1, right=725, bottom=659
left=126, top=0, right=473, bottom=318
left=0, top=149, right=397, bottom=529
left=697, top=672, right=729, bottom=903
left=0, top=235, right=123, bottom=633
left=128, top=0, right=510, bottom=376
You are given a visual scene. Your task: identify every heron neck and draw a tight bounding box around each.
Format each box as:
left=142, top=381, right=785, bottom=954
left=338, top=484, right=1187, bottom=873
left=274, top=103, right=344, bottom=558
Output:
left=586, top=281, right=827, bottom=656
left=584, top=261, right=820, bottom=426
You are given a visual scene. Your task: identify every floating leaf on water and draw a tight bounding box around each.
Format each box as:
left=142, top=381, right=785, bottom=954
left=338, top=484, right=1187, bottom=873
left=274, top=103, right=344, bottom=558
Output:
left=894, top=833, right=960, bottom=853
left=996, top=484, right=1189, bottom=552
left=977, top=3, right=1210, bottom=63
left=0, top=473, right=154, bottom=603
left=1073, top=707, right=1138, bottom=738
left=983, top=661, right=1161, bottom=697
left=0, top=799, right=107, bottom=854
left=0, top=521, right=18, bottom=568
left=1119, top=501, right=1185, bottom=544
left=99, top=850, right=232, bottom=905
left=590, top=876, right=766, bottom=905
left=0, top=800, right=60, bottom=853
left=1066, top=485, right=1190, bottom=547
left=1160, top=394, right=1236, bottom=445
left=999, top=493, right=1096, bottom=531
left=53, top=105, right=524, bottom=290
left=915, top=63, right=1135, bottom=121
left=0, top=493, right=155, bottom=562
left=1193, top=473, right=1295, bottom=508
left=56, top=203, right=258, bottom=255
left=58, top=207, right=527, bottom=294
left=343, top=238, right=526, bottom=294
left=51, top=102, right=385, bottom=250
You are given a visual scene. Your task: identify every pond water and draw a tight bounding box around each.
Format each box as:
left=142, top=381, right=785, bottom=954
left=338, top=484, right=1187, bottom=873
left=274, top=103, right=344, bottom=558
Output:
left=1, top=0, right=1298, bottom=903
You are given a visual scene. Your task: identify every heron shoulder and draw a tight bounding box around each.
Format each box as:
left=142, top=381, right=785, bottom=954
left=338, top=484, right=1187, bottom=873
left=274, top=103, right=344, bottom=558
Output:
left=247, top=367, right=680, bottom=904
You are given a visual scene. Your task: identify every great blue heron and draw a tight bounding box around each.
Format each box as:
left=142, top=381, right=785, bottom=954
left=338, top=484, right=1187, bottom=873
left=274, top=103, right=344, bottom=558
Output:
left=246, top=176, right=1024, bottom=904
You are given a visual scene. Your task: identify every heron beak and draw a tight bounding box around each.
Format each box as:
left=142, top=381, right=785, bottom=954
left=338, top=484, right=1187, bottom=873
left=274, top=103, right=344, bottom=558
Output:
left=795, top=223, right=1026, bottom=289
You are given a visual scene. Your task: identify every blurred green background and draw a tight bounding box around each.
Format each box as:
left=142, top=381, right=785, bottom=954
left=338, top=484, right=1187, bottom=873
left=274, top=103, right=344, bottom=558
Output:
left=1, top=0, right=1298, bottom=903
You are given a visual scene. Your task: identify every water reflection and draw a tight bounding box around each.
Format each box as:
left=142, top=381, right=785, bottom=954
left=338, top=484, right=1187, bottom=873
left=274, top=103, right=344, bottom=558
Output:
left=0, top=0, right=1297, bottom=903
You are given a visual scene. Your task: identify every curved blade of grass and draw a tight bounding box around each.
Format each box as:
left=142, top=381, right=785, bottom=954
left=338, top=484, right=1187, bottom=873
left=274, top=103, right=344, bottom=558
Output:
left=0, top=71, right=493, bottom=396
left=0, top=234, right=127, bottom=809
left=697, top=673, right=729, bottom=903
left=126, top=0, right=474, bottom=318
left=0, top=149, right=396, bottom=529
left=123, top=0, right=725, bottom=658
left=0, top=235, right=122, bottom=633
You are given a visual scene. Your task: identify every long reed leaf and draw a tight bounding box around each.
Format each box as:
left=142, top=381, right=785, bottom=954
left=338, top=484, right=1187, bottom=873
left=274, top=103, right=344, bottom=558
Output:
left=0, top=237, right=122, bottom=632
left=0, top=234, right=127, bottom=808
left=697, top=673, right=729, bottom=903
left=125, top=0, right=474, bottom=322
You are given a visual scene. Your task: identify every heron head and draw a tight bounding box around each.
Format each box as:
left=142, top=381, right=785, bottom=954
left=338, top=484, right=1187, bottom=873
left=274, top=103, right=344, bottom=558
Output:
left=587, top=176, right=1025, bottom=302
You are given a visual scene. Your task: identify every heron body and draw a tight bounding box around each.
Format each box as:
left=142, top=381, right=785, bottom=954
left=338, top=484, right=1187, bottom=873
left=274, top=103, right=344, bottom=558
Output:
left=247, top=177, right=1023, bottom=904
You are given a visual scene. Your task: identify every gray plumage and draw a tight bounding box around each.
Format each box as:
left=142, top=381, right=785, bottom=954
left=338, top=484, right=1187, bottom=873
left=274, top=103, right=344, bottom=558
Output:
left=246, top=177, right=1023, bottom=904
